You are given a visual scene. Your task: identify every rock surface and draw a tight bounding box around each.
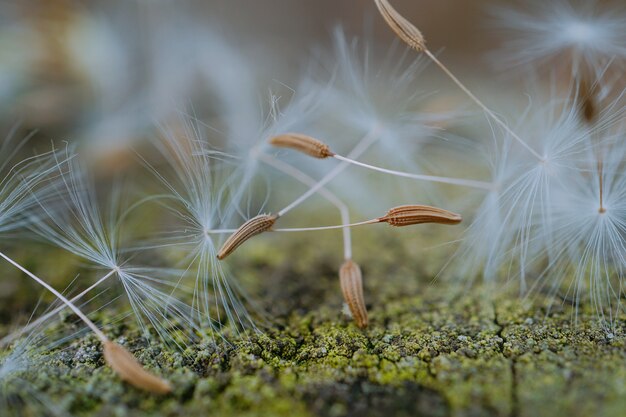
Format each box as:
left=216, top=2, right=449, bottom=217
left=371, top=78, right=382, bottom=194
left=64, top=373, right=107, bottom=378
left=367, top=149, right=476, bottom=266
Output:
left=1, top=230, right=625, bottom=417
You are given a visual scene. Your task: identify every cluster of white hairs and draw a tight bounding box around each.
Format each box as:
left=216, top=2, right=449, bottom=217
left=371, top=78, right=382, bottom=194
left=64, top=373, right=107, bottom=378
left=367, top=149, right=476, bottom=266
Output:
left=452, top=0, right=626, bottom=330
left=0, top=0, right=625, bottom=411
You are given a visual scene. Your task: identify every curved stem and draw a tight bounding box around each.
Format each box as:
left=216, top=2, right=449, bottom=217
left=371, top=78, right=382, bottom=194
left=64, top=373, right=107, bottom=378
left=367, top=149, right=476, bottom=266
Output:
left=0, top=251, right=108, bottom=342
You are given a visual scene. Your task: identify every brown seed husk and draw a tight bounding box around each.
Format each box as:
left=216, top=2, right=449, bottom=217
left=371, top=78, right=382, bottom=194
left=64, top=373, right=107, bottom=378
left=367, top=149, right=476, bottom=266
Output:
left=217, top=214, right=278, bottom=260
left=103, top=341, right=172, bottom=394
left=339, top=260, right=368, bottom=329
left=578, top=77, right=598, bottom=123
left=374, top=0, right=426, bottom=52
left=269, top=133, right=335, bottom=159
left=380, top=205, right=462, bottom=227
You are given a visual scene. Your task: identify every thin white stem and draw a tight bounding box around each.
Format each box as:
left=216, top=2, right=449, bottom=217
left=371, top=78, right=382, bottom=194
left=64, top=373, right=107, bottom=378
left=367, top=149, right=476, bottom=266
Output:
left=0, top=269, right=118, bottom=347
left=423, top=49, right=544, bottom=162
left=277, top=128, right=380, bottom=218
left=332, top=154, right=493, bottom=190
left=0, top=251, right=108, bottom=342
left=258, top=153, right=353, bottom=259
left=207, top=229, right=241, bottom=234
left=274, top=219, right=380, bottom=232
left=208, top=218, right=380, bottom=234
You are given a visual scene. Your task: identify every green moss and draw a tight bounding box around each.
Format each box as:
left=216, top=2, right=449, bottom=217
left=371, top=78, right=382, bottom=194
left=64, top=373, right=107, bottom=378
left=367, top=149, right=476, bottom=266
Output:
left=2, top=231, right=626, bottom=417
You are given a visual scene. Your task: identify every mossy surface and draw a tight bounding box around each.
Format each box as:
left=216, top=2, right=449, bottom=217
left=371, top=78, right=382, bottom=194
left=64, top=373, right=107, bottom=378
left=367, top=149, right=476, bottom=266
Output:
left=1, top=230, right=625, bottom=417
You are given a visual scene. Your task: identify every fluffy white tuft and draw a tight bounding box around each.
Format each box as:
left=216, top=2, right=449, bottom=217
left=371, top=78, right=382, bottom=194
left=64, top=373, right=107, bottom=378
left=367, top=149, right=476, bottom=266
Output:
left=490, top=0, right=626, bottom=79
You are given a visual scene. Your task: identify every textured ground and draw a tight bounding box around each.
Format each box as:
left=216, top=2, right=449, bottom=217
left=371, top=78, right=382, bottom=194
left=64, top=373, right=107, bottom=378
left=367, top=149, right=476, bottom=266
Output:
left=1, top=230, right=626, bottom=417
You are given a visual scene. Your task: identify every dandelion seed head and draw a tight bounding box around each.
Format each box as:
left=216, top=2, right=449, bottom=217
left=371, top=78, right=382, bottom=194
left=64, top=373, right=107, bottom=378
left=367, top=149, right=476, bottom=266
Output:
left=23, top=150, right=201, bottom=347
left=449, top=86, right=624, bottom=292
left=146, top=117, right=261, bottom=336
left=297, top=28, right=463, bottom=212
left=490, top=0, right=626, bottom=78
left=561, top=20, right=597, bottom=45
left=544, top=152, right=626, bottom=331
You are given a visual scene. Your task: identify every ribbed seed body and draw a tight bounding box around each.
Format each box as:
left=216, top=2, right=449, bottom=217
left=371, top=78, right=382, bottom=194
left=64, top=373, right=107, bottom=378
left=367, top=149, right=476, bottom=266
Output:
left=339, top=260, right=368, bottom=328
left=269, top=133, right=335, bottom=159
left=374, top=0, right=426, bottom=52
left=217, top=214, right=277, bottom=260
left=103, top=341, right=172, bottom=394
left=380, top=205, right=462, bottom=227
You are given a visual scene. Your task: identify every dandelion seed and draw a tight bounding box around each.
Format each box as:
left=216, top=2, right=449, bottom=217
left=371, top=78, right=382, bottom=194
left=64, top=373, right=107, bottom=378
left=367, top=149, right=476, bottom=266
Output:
left=266, top=28, right=458, bottom=219
left=21, top=151, right=200, bottom=349
left=256, top=152, right=364, bottom=321
left=217, top=214, right=278, bottom=260
left=269, top=133, right=335, bottom=159
left=536, top=140, right=626, bottom=331
left=379, top=205, right=462, bottom=226
left=144, top=118, right=261, bottom=336
left=103, top=341, right=172, bottom=394
left=0, top=250, right=171, bottom=394
left=373, top=0, right=426, bottom=52
left=216, top=76, right=332, bottom=205
left=444, top=86, right=626, bottom=316
left=269, top=133, right=493, bottom=190
left=213, top=205, right=461, bottom=235
left=489, top=0, right=626, bottom=128
left=213, top=202, right=461, bottom=327
left=322, top=28, right=456, bottom=203
left=373, top=0, right=544, bottom=162
left=339, top=260, right=368, bottom=328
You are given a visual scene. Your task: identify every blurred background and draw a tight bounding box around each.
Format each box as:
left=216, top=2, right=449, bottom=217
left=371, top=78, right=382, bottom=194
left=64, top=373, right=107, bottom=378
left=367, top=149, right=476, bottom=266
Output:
left=0, top=0, right=504, bottom=143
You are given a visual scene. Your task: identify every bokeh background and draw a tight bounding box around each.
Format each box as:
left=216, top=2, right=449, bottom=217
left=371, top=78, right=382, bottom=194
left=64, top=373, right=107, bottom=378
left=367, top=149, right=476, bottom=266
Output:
left=0, top=0, right=509, bottom=137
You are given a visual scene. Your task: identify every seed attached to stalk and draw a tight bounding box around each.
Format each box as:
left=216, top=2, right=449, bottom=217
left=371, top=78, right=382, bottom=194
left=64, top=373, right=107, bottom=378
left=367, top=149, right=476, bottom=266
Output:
left=373, top=0, right=544, bottom=162
left=270, top=133, right=493, bottom=190
left=379, top=205, right=462, bottom=226
left=269, top=133, right=335, bottom=159
left=217, top=214, right=278, bottom=260
left=373, top=0, right=426, bottom=52
left=0, top=251, right=172, bottom=394
left=339, top=260, right=368, bottom=328
left=103, top=341, right=172, bottom=394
